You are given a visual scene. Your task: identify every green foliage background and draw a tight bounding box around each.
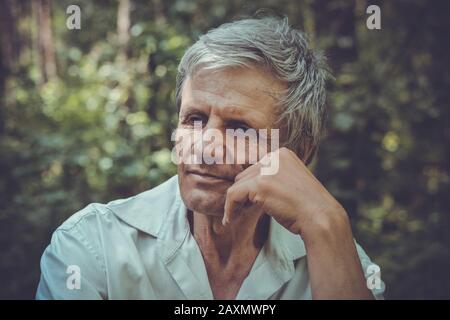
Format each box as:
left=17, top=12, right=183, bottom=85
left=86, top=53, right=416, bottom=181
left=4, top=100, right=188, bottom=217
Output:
left=0, top=0, right=449, bottom=299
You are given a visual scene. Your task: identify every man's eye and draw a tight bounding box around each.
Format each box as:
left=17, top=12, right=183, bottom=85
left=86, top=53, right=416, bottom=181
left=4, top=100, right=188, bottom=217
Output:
left=189, top=115, right=203, bottom=122
left=237, top=125, right=250, bottom=131
left=228, top=121, right=251, bottom=131
left=183, top=113, right=207, bottom=125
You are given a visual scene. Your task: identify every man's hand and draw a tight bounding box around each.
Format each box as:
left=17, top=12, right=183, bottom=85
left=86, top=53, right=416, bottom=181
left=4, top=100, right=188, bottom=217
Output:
left=223, top=147, right=374, bottom=299
left=223, top=147, right=347, bottom=239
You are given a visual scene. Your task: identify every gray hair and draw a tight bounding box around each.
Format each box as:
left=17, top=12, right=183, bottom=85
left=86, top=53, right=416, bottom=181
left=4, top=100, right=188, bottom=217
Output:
left=175, top=15, right=330, bottom=164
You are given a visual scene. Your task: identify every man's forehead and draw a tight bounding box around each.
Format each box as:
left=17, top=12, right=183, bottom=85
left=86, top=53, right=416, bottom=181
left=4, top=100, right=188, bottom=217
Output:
left=182, top=67, right=285, bottom=114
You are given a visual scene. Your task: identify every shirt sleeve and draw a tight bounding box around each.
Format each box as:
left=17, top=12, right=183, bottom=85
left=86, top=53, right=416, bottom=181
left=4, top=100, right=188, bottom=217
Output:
left=355, top=242, right=386, bottom=300
left=36, top=221, right=107, bottom=300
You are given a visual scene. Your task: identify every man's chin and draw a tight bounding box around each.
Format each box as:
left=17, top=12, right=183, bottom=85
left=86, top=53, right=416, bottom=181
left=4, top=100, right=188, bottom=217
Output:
left=180, top=193, right=226, bottom=216
left=178, top=172, right=232, bottom=215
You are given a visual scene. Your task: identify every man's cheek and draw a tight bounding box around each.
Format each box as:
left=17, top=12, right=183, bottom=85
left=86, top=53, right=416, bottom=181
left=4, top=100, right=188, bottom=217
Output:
left=172, top=125, right=204, bottom=166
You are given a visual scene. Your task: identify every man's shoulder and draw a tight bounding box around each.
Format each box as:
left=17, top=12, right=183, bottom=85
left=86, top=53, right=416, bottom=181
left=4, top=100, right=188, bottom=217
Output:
left=56, top=175, right=180, bottom=235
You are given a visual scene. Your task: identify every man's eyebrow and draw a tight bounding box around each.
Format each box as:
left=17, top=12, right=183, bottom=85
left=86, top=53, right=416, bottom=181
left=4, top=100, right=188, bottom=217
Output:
left=220, top=105, right=271, bottom=128
left=221, top=105, right=247, bottom=115
left=181, top=101, right=273, bottom=127
left=179, top=104, right=208, bottom=114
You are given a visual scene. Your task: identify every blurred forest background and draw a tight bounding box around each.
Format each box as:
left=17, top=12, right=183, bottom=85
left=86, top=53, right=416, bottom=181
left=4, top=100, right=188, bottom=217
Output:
left=0, top=0, right=449, bottom=299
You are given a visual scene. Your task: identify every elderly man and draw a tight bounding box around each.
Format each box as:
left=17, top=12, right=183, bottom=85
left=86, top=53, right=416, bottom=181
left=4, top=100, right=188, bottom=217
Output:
left=36, top=15, right=384, bottom=300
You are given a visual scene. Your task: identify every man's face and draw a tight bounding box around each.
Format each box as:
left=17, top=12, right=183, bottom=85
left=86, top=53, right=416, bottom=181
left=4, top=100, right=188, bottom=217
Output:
left=177, top=67, right=285, bottom=216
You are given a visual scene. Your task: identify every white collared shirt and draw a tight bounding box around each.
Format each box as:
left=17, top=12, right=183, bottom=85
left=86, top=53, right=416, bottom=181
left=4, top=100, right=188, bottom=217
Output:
left=36, top=175, right=385, bottom=299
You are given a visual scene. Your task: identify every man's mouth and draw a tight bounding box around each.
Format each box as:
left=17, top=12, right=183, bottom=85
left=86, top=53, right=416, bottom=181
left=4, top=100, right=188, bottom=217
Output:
left=186, top=169, right=235, bottom=183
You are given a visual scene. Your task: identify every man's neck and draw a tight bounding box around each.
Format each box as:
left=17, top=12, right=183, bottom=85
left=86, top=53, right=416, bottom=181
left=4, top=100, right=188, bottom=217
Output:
left=188, top=209, right=269, bottom=299
left=189, top=210, right=269, bottom=264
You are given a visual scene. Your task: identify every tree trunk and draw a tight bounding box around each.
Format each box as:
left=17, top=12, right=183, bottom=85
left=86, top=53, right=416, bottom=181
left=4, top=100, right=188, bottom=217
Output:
left=117, top=0, right=131, bottom=58
left=36, top=0, right=56, bottom=83
left=0, top=0, right=18, bottom=75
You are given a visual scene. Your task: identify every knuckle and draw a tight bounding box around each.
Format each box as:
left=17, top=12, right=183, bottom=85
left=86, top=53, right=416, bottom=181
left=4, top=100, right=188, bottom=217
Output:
left=256, top=176, right=270, bottom=193
left=253, top=194, right=264, bottom=206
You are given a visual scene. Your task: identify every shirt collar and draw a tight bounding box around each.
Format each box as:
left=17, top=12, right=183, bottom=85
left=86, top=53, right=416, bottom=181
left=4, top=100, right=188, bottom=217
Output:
left=108, top=174, right=306, bottom=261
left=107, top=175, right=180, bottom=237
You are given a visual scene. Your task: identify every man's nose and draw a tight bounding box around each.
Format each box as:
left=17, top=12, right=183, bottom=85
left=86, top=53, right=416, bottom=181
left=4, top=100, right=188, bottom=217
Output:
left=190, top=118, right=231, bottom=164
left=192, top=131, right=225, bottom=165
